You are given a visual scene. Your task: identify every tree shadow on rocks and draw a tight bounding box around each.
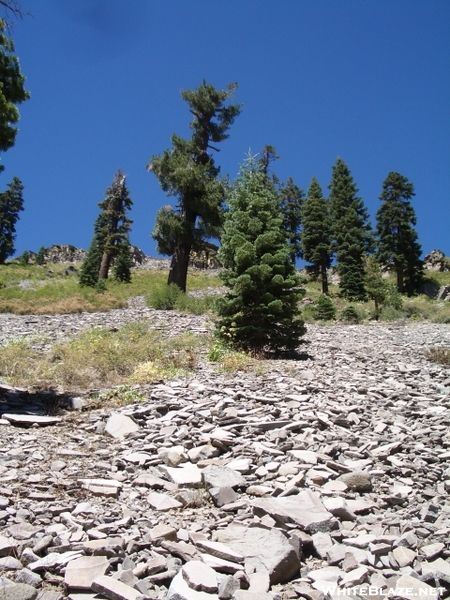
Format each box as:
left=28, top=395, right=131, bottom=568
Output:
left=0, top=384, right=73, bottom=421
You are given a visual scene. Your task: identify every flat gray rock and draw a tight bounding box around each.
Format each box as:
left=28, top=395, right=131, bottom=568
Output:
left=215, top=525, right=300, bottom=584
left=252, top=490, right=335, bottom=533
left=202, top=464, right=246, bottom=490
left=167, top=571, right=219, bottom=599
left=0, top=581, right=38, bottom=600
left=65, top=555, right=110, bottom=589
left=105, top=413, right=140, bottom=439
left=1, top=414, right=62, bottom=426
left=91, top=575, right=143, bottom=600
left=182, top=560, right=218, bottom=593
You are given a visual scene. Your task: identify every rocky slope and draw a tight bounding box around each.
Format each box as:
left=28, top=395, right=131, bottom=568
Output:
left=0, top=303, right=449, bottom=600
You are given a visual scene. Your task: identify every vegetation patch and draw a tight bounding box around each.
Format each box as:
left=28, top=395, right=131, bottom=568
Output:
left=146, top=283, right=217, bottom=315
left=207, top=340, right=261, bottom=373
left=425, top=347, right=450, bottom=367
left=0, top=322, right=202, bottom=390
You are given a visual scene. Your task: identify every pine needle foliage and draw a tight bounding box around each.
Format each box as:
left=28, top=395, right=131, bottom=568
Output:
left=79, top=214, right=105, bottom=287
left=279, top=176, right=304, bottom=265
left=80, top=171, right=133, bottom=287
left=314, top=294, right=336, bottom=321
left=0, top=176, right=23, bottom=263
left=0, top=19, right=29, bottom=163
left=376, top=172, right=422, bottom=295
left=113, top=237, right=133, bottom=283
left=216, top=157, right=306, bottom=356
left=329, top=158, right=373, bottom=301
left=301, top=177, right=332, bottom=294
left=149, top=81, right=241, bottom=292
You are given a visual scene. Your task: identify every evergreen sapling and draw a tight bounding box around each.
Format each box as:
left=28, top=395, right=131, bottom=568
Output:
left=216, top=156, right=306, bottom=355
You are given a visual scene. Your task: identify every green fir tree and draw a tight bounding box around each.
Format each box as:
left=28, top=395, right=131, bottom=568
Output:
left=0, top=176, right=23, bottom=263
left=301, top=177, right=332, bottom=293
left=97, top=170, right=133, bottom=280
left=79, top=213, right=107, bottom=287
left=35, top=245, right=46, bottom=265
left=314, top=294, right=336, bottom=321
left=376, top=172, right=422, bottom=295
left=279, top=176, right=304, bottom=265
left=113, top=238, right=133, bottom=283
left=216, top=155, right=306, bottom=356
left=0, top=19, right=29, bottom=171
left=329, top=158, right=373, bottom=301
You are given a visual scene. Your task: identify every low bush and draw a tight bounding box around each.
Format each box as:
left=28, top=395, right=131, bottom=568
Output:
left=146, top=283, right=217, bottom=315
left=340, top=305, right=361, bottom=323
left=147, top=283, right=182, bottom=310
left=378, top=305, right=404, bottom=321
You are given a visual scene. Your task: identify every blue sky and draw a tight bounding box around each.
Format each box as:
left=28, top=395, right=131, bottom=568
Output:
left=3, top=0, right=450, bottom=261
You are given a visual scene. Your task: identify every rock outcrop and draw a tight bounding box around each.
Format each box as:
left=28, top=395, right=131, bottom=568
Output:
left=423, top=250, right=450, bottom=272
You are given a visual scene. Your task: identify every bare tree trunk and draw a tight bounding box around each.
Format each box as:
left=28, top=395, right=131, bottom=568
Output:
left=167, top=244, right=190, bottom=292
left=99, top=252, right=111, bottom=280
left=374, top=297, right=379, bottom=320
left=320, top=259, right=329, bottom=295
left=396, top=268, right=404, bottom=293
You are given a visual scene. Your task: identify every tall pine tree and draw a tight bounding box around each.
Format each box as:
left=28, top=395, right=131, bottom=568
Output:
left=97, top=170, right=133, bottom=280
left=148, top=81, right=241, bottom=292
left=0, top=176, right=23, bottom=263
left=301, top=177, right=332, bottom=294
left=329, top=158, right=373, bottom=301
left=279, top=176, right=304, bottom=265
left=80, top=171, right=133, bottom=286
left=376, top=172, right=422, bottom=294
left=79, top=213, right=107, bottom=287
left=216, top=155, right=306, bottom=356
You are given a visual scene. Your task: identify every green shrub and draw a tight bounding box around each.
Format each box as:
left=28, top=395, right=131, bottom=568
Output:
left=147, top=283, right=182, bottom=310
left=340, top=305, right=361, bottom=323
left=385, top=284, right=403, bottom=310
left=95, top=279, right=107, bottom=294
left=315, top=294, right=336, bottom=321
left=207, top=339, right=254, bottom=372
left=35, top=246, right=46, bottom=266
left=19, top=250, right=29, bottom=266
left=378, top=305, right=404, bottom=321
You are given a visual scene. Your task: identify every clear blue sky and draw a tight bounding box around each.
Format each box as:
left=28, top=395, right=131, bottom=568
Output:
left=4, top=0, right=450, bottom=260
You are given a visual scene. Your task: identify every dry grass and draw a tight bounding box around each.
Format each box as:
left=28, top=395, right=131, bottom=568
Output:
left=0, top=293, right=125, bottom=315
left=0, top=263, right=222, bottom=315
left=0, top=321, right=203, bottom=390
left=425, top=347, right=450, bottom=367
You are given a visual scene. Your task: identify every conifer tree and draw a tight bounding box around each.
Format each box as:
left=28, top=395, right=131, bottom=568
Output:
left=279, top=176, right=304, bottom=265
left=329, top=158, right=373, bottom=301
left=35, top=245, right=45, bottom=265
left=314, top=294, right=336, bottom=321
left=364, top=256, right=387, bottom=319
left=79, top=214, right=105, bottom=287
left=0, top=176, right=23, bottom=263
left=149, top=81, right=241, bottom=293
left=0, top=19, right=29, bottom=169
left=376, top=172, right=422, bottom=294
left=301, top=177, right=332, bottom=294
left=216, top=156, right=306, bottom=355
left=113, top=237, right=133, bottom=283
left=97, top=170, right=133, bottom=280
